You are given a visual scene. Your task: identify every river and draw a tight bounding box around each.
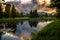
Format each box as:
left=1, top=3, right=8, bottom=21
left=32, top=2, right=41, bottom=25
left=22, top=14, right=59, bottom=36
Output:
left=0, top=20, right=53, bottom=40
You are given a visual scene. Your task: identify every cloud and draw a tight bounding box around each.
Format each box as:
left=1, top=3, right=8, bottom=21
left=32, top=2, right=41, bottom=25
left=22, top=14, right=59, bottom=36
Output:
left=5, top=0, right=56, bottom=13
left=20, top=0, right=32, bottom=4
left=5, top=0, right=13, bottom=2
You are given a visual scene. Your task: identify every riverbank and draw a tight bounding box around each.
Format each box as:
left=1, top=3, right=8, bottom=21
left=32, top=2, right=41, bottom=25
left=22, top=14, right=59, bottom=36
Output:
left=32, top=19, right=60, bottom=40
left=0, top=17, right=55, bottom=22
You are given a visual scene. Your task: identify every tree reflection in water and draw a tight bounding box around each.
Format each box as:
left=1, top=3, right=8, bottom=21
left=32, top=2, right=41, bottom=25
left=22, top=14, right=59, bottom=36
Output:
left=0, top=20, right=53, bottom=40
left=5, top=22, right=17, bottom=33
left=29, top=20, right=38, bottom=27
left=0, top=22, right=17, bottom=34
left=0, top=32, right=2, bottom=40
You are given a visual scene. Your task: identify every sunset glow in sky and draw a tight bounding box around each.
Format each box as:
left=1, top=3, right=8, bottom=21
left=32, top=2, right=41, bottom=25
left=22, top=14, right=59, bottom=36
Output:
left=5, top=0, right=50, bottom=3
left=4, top=0, right=56, bottom=14
left=37, top=0, right=50, bottom=5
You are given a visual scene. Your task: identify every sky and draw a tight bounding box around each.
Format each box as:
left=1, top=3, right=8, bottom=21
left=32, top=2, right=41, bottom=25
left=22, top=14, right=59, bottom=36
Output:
left=20, top=0, right=32, bottom=4
left=5, top=0, right=14, bottom=2
left=4, top=0, right=56, bottom=13
left=5, top=0, right=50, bottom=4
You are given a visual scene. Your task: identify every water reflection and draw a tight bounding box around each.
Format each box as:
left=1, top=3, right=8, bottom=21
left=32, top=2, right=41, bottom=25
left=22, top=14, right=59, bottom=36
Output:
left=0, top=20, right=53, bottom=40
left=15, top=20, right=53, bottom=40
left=29, top=20, right=38, bottom=27
left=0, top=32, right=2, bottom=40
left=2, top=32, right=20, bottom=40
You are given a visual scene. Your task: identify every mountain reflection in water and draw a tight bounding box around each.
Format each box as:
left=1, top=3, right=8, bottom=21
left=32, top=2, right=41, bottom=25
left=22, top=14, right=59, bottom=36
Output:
left=0, top=20, right=53, bottom=40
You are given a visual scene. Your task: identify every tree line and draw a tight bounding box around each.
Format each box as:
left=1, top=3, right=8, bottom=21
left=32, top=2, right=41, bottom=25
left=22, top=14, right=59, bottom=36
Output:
left=0, top=4, right=23, bottom=18
left=0, top=4, right=54, bottom=18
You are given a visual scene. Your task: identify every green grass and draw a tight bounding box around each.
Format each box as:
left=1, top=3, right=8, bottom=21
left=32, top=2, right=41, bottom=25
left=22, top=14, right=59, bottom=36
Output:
left=32, top=19, right=60, bottom=40
left=0, top=17, right=55, bottom=22
left=0, top=17, right=28, bottom=22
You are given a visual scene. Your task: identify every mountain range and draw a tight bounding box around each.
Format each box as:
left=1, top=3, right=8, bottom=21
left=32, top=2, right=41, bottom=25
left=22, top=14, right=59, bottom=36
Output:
left=5, top=0, right=56, bottom=13
left=5, top=0, right=41, bottom=13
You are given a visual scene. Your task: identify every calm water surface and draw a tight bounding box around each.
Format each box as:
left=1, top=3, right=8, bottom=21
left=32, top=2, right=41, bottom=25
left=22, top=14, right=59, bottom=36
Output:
left=0, top=20, right=53, bottom=40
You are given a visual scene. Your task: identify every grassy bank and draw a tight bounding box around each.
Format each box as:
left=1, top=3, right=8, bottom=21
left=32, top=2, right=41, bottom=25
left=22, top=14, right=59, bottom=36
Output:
left=32, top=19, right=60, bottom=40
left=0, top=17, right=28, bottom=22
left=0, top=17, right=55, bottom=22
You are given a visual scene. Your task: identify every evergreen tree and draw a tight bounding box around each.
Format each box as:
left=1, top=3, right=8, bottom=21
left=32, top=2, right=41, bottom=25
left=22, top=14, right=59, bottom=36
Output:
left=5, top=4, right=11, bottom=17
left=50, top=0, right=60, bottom=18
left=33, top=10, right=39, bottom=18
left=15, top=11, right=21, bottom=17
left=0, top=5, right=3, bottom=18
left=56, top=9, right=60, bottom=18
left=29, top=10, right=33, bottom=18
left=20, top=12, right=23, bottom=17
left=11, top=5, right=21, bottom=17
left=29, top=10, right=39, bottom=18
left=11, top=5, right=17, bottom=18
